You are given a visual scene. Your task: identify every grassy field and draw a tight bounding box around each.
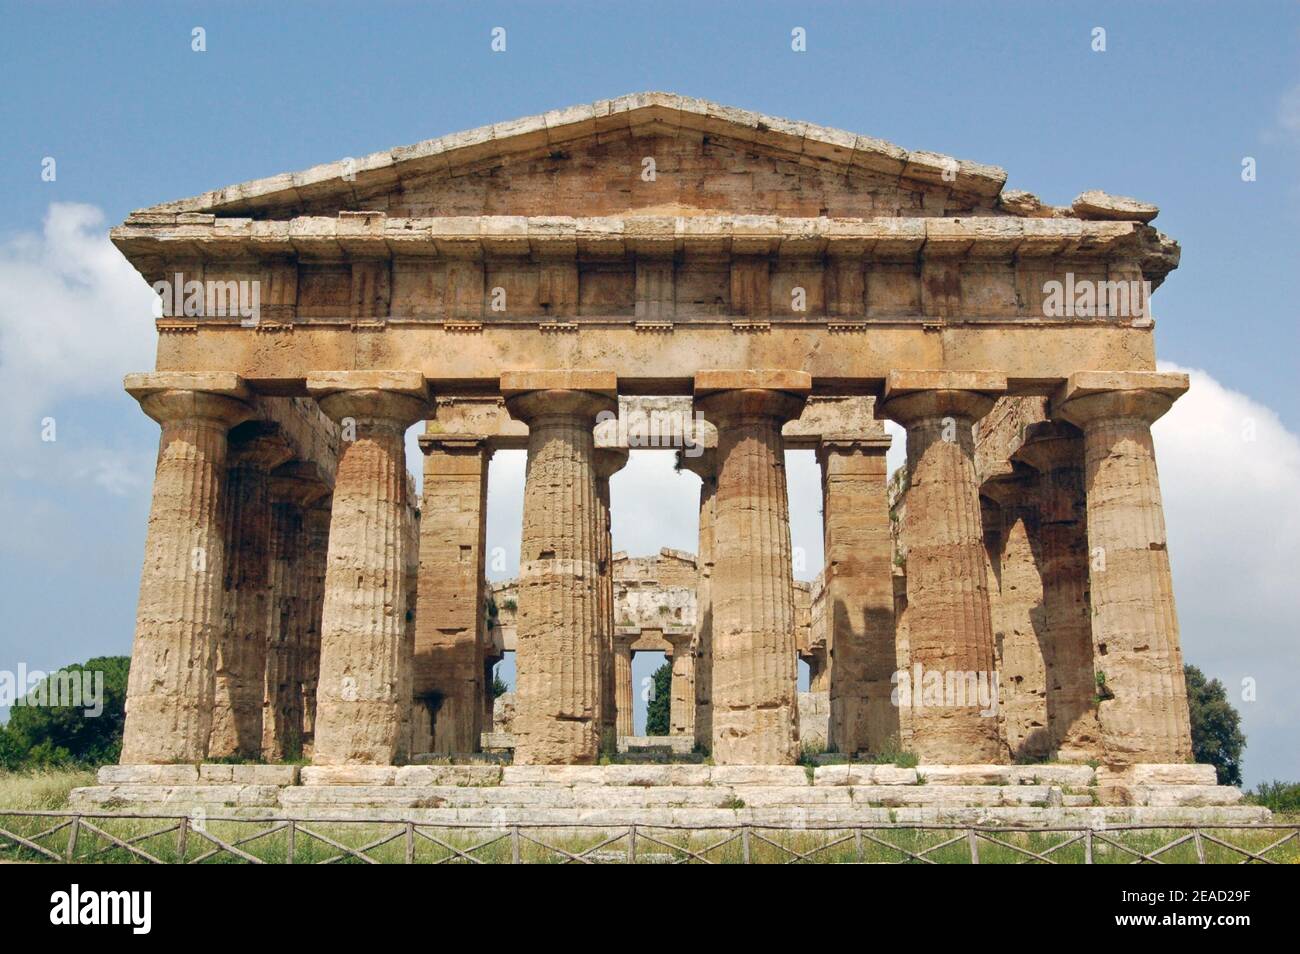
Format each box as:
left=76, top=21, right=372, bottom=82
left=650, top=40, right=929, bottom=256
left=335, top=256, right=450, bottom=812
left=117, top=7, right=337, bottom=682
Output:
left=1, top=767, right=1297, bottom=863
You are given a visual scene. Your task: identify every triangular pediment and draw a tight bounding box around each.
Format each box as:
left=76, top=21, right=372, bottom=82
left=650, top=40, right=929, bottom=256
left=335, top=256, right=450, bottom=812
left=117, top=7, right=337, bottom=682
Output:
left=135, top=92, right=1018, bottom=221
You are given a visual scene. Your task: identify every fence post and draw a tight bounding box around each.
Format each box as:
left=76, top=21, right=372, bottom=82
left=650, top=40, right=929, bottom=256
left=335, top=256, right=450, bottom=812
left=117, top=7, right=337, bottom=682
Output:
left=511, top=825, right=521, bottom=864
left=967, top=828, right=980, bottom=864
left=1194, top=829, right=1206, bottom=864
left=742, top=826, right=751, bottom=864
left=626, top=825, right=636, bottom=865
left=1084, top=828, right=1093, bottom=865
left=286, top=820, right=296, bottom=864
left=176, top=816, right=189, bottom=863
left=404, top=822, right=415, bottom=864
left=854, top=828, right=862, bottom=864
left=65, top=815, right=80, bottom=862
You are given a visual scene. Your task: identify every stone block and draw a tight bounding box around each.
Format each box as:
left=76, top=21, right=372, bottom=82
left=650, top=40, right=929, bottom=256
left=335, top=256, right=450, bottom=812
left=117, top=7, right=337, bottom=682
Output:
left=198, top=764, right=299, bottom=785
left=1006, top=765, right=1096, bottom=787
left=812, top=765, right=918, bottom=786
left=915, top=764, right=1011, bottom=785
left=96, top=764, right=199, bottom=785
left=1094, top=763, right=1217, bottom=786
left=300, top=765, right=398, bottom=786
left=709, top=766, right=810, bottom=786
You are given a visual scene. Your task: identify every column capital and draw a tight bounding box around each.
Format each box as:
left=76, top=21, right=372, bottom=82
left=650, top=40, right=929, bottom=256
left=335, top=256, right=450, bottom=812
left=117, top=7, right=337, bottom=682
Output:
left=876, top=370, right=1006, bottom=426
left=675, top=447, right=716, bottom=480
left=228, top=421, right=296, bottom=471
left=417, top=433, right=491, bottom=456
left=502, top=370, right=618, bottom=424
left=307, top=371, right=430, bottom=427
left=594, top=446, right=630, bottom=479
left=694, top=369, right=809, bottom=424
left=268, top=460, right=333, bottom=506
left=979, top=467, right=1036, bottom=509
left=613, top=629, right=639, bottom=651
left=1011, top=420, right=1084, bottom=474
left=815, top=433, right=892, bottom=463
left=125, top=372, right=254, bottom=428
left=1052, top=371, right=1188, bottom=428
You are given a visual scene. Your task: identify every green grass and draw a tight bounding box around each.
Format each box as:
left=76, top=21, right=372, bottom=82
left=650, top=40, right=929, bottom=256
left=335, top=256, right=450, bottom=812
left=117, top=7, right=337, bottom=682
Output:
left=0, top=767, right=96, bottom=810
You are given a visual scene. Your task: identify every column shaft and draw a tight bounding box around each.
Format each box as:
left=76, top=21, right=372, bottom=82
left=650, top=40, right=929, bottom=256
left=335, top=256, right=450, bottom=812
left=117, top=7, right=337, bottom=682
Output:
left=696, top=374, right=808, bottom=765
left=615, top=637, right=635, bottom=738
left=298, top=502, right=331, bottom=750
left=308, top=376, right=428, bottom=764
left=879, top=374, right=1005, bottom=763
left=505, top=375, right=616, bottom=764
left=415, top=436, right=491, bottom=754
left=1056, top=377, right=1193, bottom=762
left=121, top=386, right=252, bottom=764
left=818, top=437, right=896, bottom=756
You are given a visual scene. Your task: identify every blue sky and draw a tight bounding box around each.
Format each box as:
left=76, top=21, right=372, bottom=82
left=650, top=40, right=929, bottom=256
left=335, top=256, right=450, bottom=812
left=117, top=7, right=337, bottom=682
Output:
left=1, top=2, right=1297, bottom=777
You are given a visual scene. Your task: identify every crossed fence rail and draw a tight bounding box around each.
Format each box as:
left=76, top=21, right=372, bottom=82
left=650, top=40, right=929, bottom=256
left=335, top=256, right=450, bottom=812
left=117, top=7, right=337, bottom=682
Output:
left=1, top=811, right=1296, bottom=864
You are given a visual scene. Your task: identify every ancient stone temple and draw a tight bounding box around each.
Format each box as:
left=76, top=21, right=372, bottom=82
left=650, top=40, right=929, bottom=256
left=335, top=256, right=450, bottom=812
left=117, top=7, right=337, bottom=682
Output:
left=111, top=92, right=1198, bottom=776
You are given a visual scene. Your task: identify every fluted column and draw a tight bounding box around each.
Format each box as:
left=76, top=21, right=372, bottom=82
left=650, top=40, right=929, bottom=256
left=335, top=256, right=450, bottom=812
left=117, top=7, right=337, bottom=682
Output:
left=1055, top=371, right=1193, bottom=763
left=262, top=463, right=331, bottom=761
left=306, top=372, right=429, bottom=764
left=677, top=448, right=716, bottom=753
left=817, top=434, right=895, bottom=756
left=208, top=425, right=293, bottom=759
left=299, top=500, right=331, bottom=751
left=664, top=630, right=696, bottom=737
left=614, top=632, right=636, bottom=739
left=414, top=434, right=492, bottom=754
left=594, top=447, right=629, bottom=752
left=981, top=473, right=1048, bottom=761
left=120, top=373, right=253, bottom=764
left=1013, top=421, right=1103, bottom=760
left=695, top=370, right=809, bottom=765
left=877, top=371, right=1006, bottom=763
left=503, top=371, right=617, bottom=764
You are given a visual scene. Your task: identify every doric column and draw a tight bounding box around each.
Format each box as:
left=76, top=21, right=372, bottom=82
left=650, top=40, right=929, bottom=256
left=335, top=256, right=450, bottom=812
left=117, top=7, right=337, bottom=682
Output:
left=664, top=630, right=696, bottom=737
left=614, top=631, right=636, bottom=739
left=981, top=472, right=1048, bottom=761
left=120, top=373, right=253, bottom=764
left=1054, top=371, right=1193, bottom=763
left=816, top=433, right=895, bottom=756
left=306, top=372, right=430, bottom=764
left=414, top=434, right=492, bottom=754
left=298, top=500, right=331, bottom=751
left=593, top=447, right=629, bottom=752
left=677, top=448, right=716, bottom=753
left=208, top=424, right=293, bottom=760
left=503, top=370, right=618, bottom=765
left=262, top=463, right=331, bottom=761
left=804, top=647, right=830, bottom=693
left=877, top=371, right=1006, bottom=763
left=1013, top=421, right=1103, bottom=760
left=694, top=370, right=809, bottom=765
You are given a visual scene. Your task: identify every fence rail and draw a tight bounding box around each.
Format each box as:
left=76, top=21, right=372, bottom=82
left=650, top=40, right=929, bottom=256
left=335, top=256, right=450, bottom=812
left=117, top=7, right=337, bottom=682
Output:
left=2, top=811, right=1296, bottom=864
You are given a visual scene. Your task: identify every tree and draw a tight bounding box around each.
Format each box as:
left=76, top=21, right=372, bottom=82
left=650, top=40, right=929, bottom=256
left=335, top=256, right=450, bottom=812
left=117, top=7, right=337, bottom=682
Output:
left=1185, top=664, right=1245, bottom=786
left=645, top=662, right=672, bottom=736
left=0, top=656, right=130, bottom=770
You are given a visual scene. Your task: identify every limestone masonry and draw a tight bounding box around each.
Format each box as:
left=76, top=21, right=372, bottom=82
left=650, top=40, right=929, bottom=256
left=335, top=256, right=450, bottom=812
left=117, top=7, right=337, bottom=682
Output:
left=93, top=93, right=1239, bottom=820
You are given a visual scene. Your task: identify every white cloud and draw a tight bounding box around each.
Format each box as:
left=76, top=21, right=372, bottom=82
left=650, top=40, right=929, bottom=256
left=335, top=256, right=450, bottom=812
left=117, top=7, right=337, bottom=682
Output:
left=0, top=203, right=156, bottom=486
left=1153, top=362, right=1300, bottom=782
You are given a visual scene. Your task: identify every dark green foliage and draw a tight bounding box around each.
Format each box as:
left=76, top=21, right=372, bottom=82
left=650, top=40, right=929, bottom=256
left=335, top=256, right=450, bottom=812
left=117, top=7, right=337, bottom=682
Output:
left=1185, top=664, right=1245, bottom=786
left=645, top=662, right=672, bottom=736
left=0, top=656, right=130, bottom=770
left=1246, top=780, right=1300, bottom=814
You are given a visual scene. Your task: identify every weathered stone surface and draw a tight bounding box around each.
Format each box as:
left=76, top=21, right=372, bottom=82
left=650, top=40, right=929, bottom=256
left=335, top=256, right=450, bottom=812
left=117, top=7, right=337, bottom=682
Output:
left=1055, top=373, right=1194, bottom=764
left=812, top=765, right=919, bottom=786
left=97, top=764, right=201, bottom=786
left=817, top=435, right=895, bottom=755
left=507, top=380, right=617, bottom=764
left=879, top=373, right=1007, bottom=763
left=696, top=374, right=809, bottom=765
left=307, top=378, right=430, bottom=764
left=1071, top=190, right=1159, bottom=223
left=1095, top=763, right=1217, bottom=786
left=120, top=385, right=253, bottom=764
left=414, top=435, right=492, bottom=754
